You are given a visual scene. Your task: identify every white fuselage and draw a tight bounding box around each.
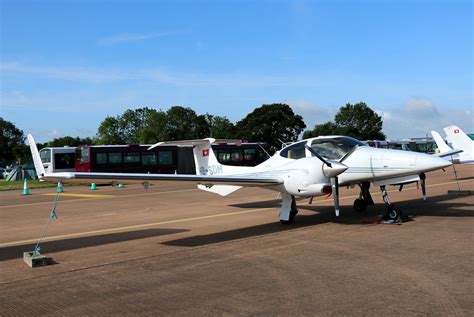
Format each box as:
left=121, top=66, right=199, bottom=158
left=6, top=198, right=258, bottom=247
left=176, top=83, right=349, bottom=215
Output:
left=209, top=137, right=451, bottom=197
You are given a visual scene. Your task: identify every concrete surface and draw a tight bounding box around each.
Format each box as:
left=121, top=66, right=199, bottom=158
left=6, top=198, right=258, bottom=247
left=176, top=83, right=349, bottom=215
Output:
left=0, top=164, right=472, bottom=316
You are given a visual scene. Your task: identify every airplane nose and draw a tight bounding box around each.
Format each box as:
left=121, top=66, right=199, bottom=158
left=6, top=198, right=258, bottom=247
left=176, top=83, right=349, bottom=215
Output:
left=416, top=153, right=452, bottom=172
left=323, top=161, right=349, bottom=178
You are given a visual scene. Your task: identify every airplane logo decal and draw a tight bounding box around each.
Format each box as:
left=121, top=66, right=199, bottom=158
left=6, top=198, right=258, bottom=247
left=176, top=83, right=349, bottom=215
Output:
left=454, top=129, right=459, bottom=134
left=202, top=149, right=209, bottom=156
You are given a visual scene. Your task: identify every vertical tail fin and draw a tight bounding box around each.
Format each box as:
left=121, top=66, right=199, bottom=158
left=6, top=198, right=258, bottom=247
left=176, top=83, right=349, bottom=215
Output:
left=148, top=138, right=251, bottom=196
left=192, top=138, right=221, bottom=175
left=27, top=134, right=46, bottom=179
left=444, top=126, right=473, bottom=156
left=431, top=130, right=452, bottom=153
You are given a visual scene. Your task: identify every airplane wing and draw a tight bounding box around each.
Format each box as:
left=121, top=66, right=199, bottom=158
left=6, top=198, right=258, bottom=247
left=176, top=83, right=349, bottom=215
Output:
left=39, top=171, right=284, bottom=187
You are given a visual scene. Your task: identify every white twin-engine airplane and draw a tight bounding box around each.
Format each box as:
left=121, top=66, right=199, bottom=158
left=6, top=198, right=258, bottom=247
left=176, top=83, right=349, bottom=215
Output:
left=431, top=125, right=473, bottom=165
left=28, top=134, right=452, bottom=224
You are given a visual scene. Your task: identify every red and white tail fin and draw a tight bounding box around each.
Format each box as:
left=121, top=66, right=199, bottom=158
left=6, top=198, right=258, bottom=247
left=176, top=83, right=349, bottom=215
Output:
left=444, top=125, right=473, bottom=157
left=148, top=138, right=252, bottom=196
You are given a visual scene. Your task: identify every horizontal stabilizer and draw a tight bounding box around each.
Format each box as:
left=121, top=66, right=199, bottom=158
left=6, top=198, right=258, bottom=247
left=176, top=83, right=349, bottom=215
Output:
left=197, top=184, right=242, bottom=196
left=148, top=138, right=242, bottom=150
left=435, top=149, right=463, bottom=158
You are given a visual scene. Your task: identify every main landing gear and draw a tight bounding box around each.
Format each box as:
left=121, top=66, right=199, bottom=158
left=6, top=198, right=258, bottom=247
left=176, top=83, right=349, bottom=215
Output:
left=380, top=185, right=403, bottom=221
left=280, top=194, right=298, bottom=225
left=353, top=182, right=374, bottom=212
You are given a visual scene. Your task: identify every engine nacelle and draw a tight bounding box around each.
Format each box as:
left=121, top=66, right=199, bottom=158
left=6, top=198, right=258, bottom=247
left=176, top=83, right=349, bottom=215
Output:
left=283, top=172, right=331, bottom=197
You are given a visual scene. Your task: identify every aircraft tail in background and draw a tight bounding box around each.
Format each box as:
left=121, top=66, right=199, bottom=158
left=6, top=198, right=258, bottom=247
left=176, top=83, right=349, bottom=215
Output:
left=27, top=134, right=46, bottom=179
left=444, top=126, right=473, bottom=156
left=432, top=125, right=474, bottom=164
left=431, top=130, right=452, bottom=153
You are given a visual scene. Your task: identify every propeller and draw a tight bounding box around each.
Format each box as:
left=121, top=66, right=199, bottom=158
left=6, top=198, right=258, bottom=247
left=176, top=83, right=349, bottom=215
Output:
left=305, top=145, right=348, bottom=216
left=419, top=173, right=426, bottom=200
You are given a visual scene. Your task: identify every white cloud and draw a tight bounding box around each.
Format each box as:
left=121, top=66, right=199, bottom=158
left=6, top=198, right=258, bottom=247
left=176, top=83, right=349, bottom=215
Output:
left=0, top=62, right=125, bottom=83
left=1, top=61, right=328, bottom=89
left=403, top=97, right=439, bottom=117
left=288, top=101, right=334, bottom=128
left=379, top=99, right=472, bottom=139
left=98, top=32, right=174, bottom=45
left=375, top=109, right=392, bottom=120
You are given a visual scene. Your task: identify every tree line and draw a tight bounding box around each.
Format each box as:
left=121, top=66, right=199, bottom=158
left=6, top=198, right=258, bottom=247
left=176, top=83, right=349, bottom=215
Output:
left=1, top=102, right=384, bottom=165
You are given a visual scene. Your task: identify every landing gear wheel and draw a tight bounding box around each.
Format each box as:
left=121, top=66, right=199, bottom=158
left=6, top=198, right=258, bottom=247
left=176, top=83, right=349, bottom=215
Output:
left=280, top=210, right=297, bottom=225
left=280, top=196, right=298, bottom=225
left=353, top=199, right=368, bottom=212
left=383, top=204, right=402, bottom=221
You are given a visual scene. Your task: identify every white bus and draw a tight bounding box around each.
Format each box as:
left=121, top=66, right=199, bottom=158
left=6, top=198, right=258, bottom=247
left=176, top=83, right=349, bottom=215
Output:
left=39, top=147, right=76, bottom=174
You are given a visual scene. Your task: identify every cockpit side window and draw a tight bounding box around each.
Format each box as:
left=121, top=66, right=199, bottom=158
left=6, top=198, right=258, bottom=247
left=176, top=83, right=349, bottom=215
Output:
left=310, top=137, right=364, bottom=160
left=280, top=141, right=307, bottom=159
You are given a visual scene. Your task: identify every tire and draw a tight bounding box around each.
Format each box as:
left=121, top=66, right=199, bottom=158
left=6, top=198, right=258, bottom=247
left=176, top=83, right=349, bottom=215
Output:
left=280, top=210, right=297, bottom=225
left=353, top=199, right=368, bottom=212
left=387, top=207, right=402, bottom=220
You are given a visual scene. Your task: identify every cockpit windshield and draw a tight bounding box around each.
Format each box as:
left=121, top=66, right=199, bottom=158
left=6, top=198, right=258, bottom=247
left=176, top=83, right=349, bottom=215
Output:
left=310, top=137, right=366, bottom=160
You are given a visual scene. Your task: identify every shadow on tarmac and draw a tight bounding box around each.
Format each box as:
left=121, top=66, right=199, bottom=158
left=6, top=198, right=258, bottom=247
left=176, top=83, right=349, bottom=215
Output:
left=163, top=193, right=473, bottom=247
left=0, top=228, right=188, bottom=262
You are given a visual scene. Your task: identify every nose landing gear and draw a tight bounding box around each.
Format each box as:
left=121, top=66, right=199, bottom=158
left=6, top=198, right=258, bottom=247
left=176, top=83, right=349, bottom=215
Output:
left=380, top=185, right=403, bottom=221
left=353, top=182, right=374, bottom=212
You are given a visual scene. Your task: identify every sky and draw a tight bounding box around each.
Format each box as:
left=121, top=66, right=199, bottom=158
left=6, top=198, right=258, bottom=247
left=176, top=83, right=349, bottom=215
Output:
left=1, top=0, right=472, bottom=143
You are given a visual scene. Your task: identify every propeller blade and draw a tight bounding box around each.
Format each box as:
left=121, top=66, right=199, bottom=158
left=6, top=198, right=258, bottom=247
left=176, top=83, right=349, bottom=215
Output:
left=330, top=177, right=340, bottom=216
left=420, top=173, right=426, bottom=200
left=305, top=145, right=332, bottom=167
left=305, top=145, right=348, bottom=177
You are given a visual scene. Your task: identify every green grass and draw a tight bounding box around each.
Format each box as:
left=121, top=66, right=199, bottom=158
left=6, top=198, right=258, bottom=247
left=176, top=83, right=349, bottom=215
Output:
left=0, top=180, right=87, bottom=191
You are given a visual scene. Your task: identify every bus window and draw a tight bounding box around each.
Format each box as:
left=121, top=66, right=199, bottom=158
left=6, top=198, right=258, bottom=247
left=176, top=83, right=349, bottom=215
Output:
left=142, top=153, right=157, bottom=166
left=81, top=147, right=89, bottom=162
left=108, top=153, right=122, bottom=164
left=231, top=151, right=243, bottom=162
left=158, top=151, right=173, bottom=165
left=54, top=153, right=75, bottom=169
left=123, top=152, right=140, bottom=164
left=217, top=150, right=231, bottom=163
left=40, top=149, right=51, bottom=163
left=96, top=153, right=107, bottom=165
left=243, top=148, right=255, bottom=161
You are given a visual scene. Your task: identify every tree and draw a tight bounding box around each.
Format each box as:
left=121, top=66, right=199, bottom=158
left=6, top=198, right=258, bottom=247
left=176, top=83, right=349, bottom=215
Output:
left=205, top=114, right=236, bottom=139
left=302, top=122, right=338, bottom=139
left=163, top=106, right=210, bottom=140
left=235, top=103, right=306, bottom=153
left=97, top=116, right=125, bottom=144
left=304, top=102, right=385, bottom=140
left=335, top=102, right=385, bottom=140
left=120, top=107, right=157, bottom=143
left=47, top=136, right=95, bottom=147
left=0, top=117, right=26, bottom=165
left=138, top=110, right=167, bottom=144
left=96, top=107, right=157, bottom=144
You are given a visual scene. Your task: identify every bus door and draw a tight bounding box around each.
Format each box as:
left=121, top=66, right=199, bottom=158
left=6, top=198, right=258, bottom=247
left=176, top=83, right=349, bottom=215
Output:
left=39, top=148, right=53, bottom=173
